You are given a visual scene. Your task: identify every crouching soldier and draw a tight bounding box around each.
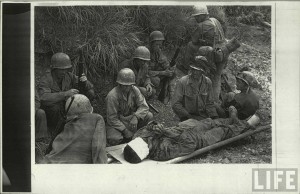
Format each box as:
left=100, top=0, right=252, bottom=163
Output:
left=217, top=71, right=259, bottom=120
left=123, top=106, right=261, bottom=163
left=38, top=52, right=95, bottom=137
left=172, top=57, right=219, bottom=121
left=43, top=94, right=107, bottom=164
left=120, top=46, right=155, bottom=99
left=106, top=68, right=153, bottom=146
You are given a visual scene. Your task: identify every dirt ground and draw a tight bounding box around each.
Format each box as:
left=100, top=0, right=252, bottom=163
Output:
left=35, top=24, right=272, bottom=164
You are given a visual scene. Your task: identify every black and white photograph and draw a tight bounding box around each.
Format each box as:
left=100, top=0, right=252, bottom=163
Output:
left=1, top=1, right=300, bottom=194
left=34, top=4, right=272, bottom=164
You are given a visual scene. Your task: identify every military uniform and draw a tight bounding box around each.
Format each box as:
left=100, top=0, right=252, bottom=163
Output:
left=217, top=89, right=259, bottom=120
left=172, top=74, right=218, bottom=121
left=133, top=118, right=249, bottom=161
left=35, top=90, right=48, bottom=139
left=38, top=70, right=94, bottom=135
left=106, top=85, right=153, bottom=145
left=191, top=18, right=225, bottom=48
left=43, top=113, right=107, bottom=164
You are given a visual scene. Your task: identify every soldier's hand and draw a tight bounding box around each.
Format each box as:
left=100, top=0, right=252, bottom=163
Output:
left=120, top=115, right=133, bottom=122
left=165, top=70, right=173, bottom=77
left=79, top=73, right=87, bottom=82
left=198, top=39, right=207, bottom=46
left=152, top=123, right=164, bottom=133
left=64, top=89, right=79, bottom=97
left=129, top=115, right=138, bottom=131
left=123, top=128, right=133, bottom=139
left=161, top=70, right=173, bottom=77
left=145, top=84, right=153, bottom=95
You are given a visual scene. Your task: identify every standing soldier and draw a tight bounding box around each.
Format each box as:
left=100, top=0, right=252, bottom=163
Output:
left=191, top=5, right=226, bottom=48
left=147, top=31, right=175, bottom=104
left=38, top=52, right=95, bottom=136
left=172, top=56, right=218, bottom=121
left=106, top=68, right=153, bottom=146
left=196, top=38, right=241, bottom=101
left=119, top=46, right=155, bottom=99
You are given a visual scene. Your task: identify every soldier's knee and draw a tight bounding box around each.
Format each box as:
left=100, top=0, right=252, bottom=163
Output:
left=146, top=112, right=153, bottom=122
left=36, top=109, right=46, bottom=119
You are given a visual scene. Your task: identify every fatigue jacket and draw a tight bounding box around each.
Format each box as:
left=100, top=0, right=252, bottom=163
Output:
left=38, top=70, right=94, bottom=107
left=192, top=18, right=225, bottom=48
left=44, top=113, right=107, bottom=164
left=119, top=58, right=151, bottom=87
left=223, top=89, right=259, bottom=120
left=172, top=75, right=218, bottom=118
left=147, top=46, right=170, bottom=77
left=133, top=118, right=248, bottom=161
left=106, top=85, right=150, bottom=132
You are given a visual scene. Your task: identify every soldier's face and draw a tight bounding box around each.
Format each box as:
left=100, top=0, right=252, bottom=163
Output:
left=53, top=68, right=70, bottom=80
left=194, top=14, right=207, bottom=23
left=151, top=40, right=163, bottom=52
left=134, top=58, right=147, bottom=69
left=120, top=84, right=132, bottom=94
left=190, top=68, right=203, bottom=80
left=236, top=78, right=248, bottom=90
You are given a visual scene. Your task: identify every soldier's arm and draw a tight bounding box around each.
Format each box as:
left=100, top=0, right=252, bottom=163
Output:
left=171, top=80, right=191, bottom=118
left=133, top=86, right=150, bottom=120
left=72, top=74, right=95, bottom=100
left=106, top=95, right=127, bottom=132
left=92, top=115, right=108, bottom=164
left=39, top=76, right=66, bottom=106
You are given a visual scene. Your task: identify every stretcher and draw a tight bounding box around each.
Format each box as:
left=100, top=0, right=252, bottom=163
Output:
left=106, top=124, right=270, bottom=164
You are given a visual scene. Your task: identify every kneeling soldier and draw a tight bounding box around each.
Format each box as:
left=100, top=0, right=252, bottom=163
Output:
left=43, top=94, right=107, bottom=164
left=106, top=68, right=153, bottom=146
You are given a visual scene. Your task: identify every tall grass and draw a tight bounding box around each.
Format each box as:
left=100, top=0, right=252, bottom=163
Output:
left=35, top=6, right=143, bottom=79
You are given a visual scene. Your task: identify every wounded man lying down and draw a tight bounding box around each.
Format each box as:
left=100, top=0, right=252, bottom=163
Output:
left=123, top=106, right=260, bottom=163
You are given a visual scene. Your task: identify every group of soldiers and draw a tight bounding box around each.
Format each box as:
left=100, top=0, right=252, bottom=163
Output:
left=35, top=6, right=260, bottom=164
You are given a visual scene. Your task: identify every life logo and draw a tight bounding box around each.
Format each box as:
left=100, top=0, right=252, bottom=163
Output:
left=252, top=168, right=298, bottom=192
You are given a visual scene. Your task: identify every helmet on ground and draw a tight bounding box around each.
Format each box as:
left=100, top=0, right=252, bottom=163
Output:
left=51, top=52, right=72, bottom=69
left=236, top=71, right=257, bottom=87
left=65, top=94, right=92, bottom=116
left=133, top=46, right=150, bottom=61
left=192, top=5, right=209, bottom=17
left=116, top=68, right=135, bottom=85
left=190, top=56, right=208, bottom=71
left=149, top=31, right=165, bottom=42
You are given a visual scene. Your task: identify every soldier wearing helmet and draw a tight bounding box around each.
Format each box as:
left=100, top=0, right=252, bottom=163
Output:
left=191, top=5, right=226, bottom=48
left=147, top=31, right=176, bottom=104
left=43, top=94, right=107, bottom=164
left=171, top=56, right=219, bottom=121
left=106, top=68, right=153, bottom=146
left=38, top=52, right=95, bottom=136
left=119, top=46, right=155, bottom=99
left=217, top=71, right=259, bottom=120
